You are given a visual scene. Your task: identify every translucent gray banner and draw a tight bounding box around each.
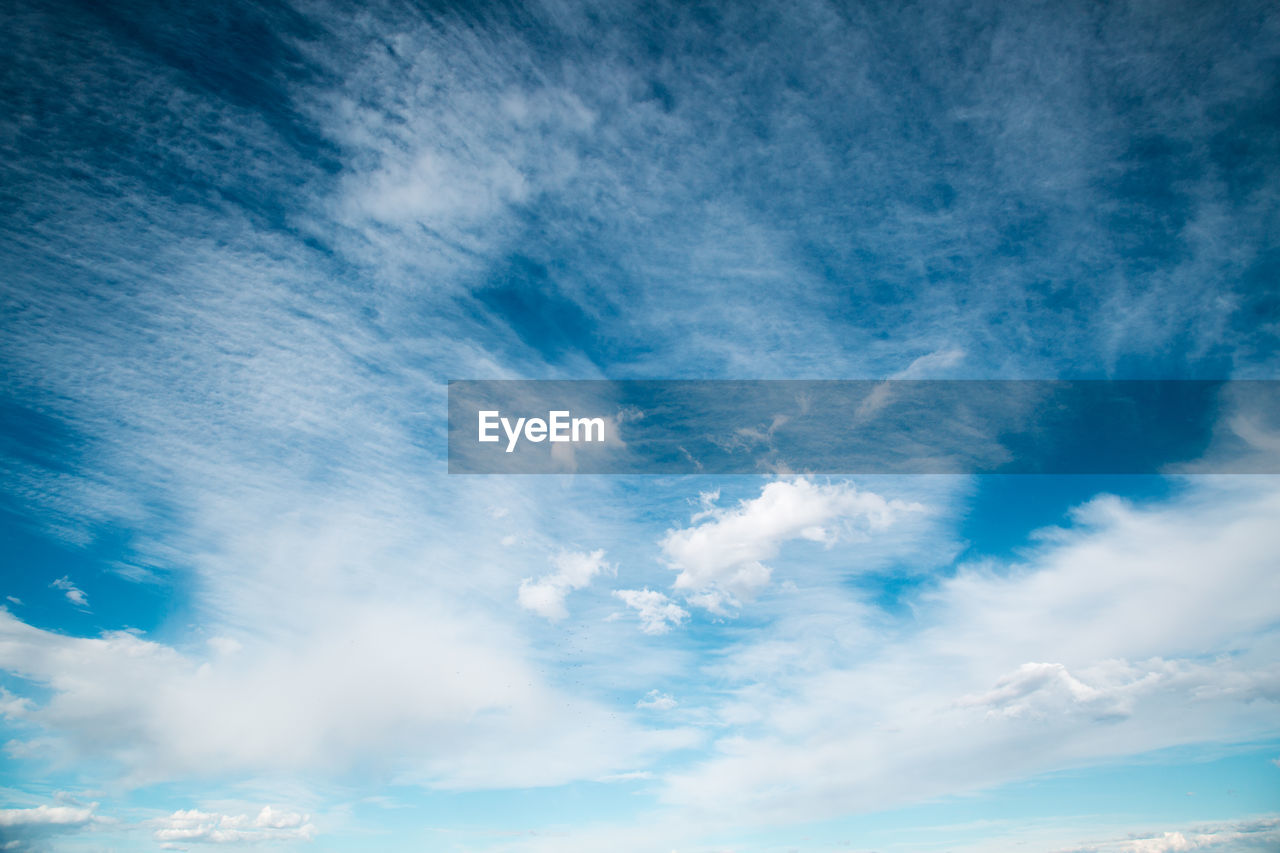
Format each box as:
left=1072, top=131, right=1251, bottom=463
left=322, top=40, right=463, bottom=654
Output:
left=447, top=380, right=1280, bottom=474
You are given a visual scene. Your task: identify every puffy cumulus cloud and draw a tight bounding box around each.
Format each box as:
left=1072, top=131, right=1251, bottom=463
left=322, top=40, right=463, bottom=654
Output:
left=0, top=805, right=96, bottom=829
left=613, top=589, right=689, bottom=635
left=48, top=577, right=88, bottom=609
left=518, top=549, right=613, bottom=622
left=656, top=480, right=1280, bottom=826
left=635, top=690, right=677, bottom=711
left=151, top=806, right=313, bottom=846
left=1060, top=816, right=1280, bottom=852
left=661, top=479, right=923, bottom=613
left=0, top=803, right=98, bottom=850
left=0, top=600, right=696, bottom=790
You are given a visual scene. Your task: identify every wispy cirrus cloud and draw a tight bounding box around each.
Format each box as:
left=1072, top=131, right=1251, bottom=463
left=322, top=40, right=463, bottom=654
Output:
left=48, top=576, right=88, bottom=610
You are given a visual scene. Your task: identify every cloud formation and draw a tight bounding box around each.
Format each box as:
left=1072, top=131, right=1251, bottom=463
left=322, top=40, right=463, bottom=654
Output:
left=518, top=549, right=613, bottom=621
left=0, top=0, right=1278, bottom=849
left=658, top=479, right=1280, bottom=826
left=0, top=803, right=98, bottom=850
left=613, top=589, right=690, bottom=635
left=635, top=690, right=677, bottom=711
left=151, top=806, right=313, bottom=847
left=1060, top=817, right=1280, bottom=852
left=49, top=576, right=88, bottom=609
left=661, top=479, right=923, bottom=612
left=0, top=601, right=695, bottom=789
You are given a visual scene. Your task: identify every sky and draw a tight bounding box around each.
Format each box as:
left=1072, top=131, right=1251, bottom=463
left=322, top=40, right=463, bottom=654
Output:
left=1, top=0, right=1279, bottom=850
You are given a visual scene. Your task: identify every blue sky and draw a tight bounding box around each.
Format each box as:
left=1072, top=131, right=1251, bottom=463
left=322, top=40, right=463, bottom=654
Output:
left=1, top=0, right=1279, bottom=850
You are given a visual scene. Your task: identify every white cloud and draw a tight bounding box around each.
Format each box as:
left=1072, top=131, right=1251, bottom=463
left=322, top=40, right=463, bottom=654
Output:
left=518, top=549, right=613, bottom=622
left=957, top=661, right=1140, bottom=721
left=636, top=690, right=677, bottom=711
left=0, top=599, right=696, bottom=790
left=660, top=479, right=923, bottom=612
left=1059, top=816, right=1280, bottom=852
left=596, top=771, right=654, bottom=783
left=613, top=589, right=689, bottom=635
left=49, top=576, right=88, bottom=609
left=0, top=803, right=98, bottom=850
left=0, top=804, right=95, bottom=828
left=0, top=687, right=33, bottom=718
left=657, top=479, right=1280, bottom=826
left=853, top=349, right=967, bottom=421
left=151, top=806, right=314, bottom=846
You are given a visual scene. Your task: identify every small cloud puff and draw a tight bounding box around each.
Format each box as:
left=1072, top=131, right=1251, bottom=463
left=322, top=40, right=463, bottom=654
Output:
left=50, top=577, right=89, bottom=610
left=613, top=589, right=689, bottom=635
left=151, top=806, right=314, bottom=846
left=518, top=549, right=613, bottom=622
left=636, top=690, right=677, bottom=710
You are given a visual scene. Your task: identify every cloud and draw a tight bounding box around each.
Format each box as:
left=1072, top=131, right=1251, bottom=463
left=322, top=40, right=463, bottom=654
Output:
left=636, top=690, right=677, bottom=711
left=518, top=549, right=613, bottom=622
left=613, top=589, right=689, bottom=635
left=0, top=803, right=97, bottom=850
left=48, top=577, right=88, bottom=609
left=0, top=687, right=34, bottom=719
left=151, top=806, right=313, bottom=846
left=957, top=661, right=1142, bottom=721
left=657, top=479, right=1280, bottom=826
left=0, top=805, right=95, bottom=829
left=1059, top=816, right=1280, bottom=852
left=660, top=479, right=923, bottom=612
left=895, top=347, right=967, bottom=379
left=0, top=601, right=696, bottom=790
left=853, top=348, right=969, bottom=422
left=596, top=771, right=654, bottom=783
